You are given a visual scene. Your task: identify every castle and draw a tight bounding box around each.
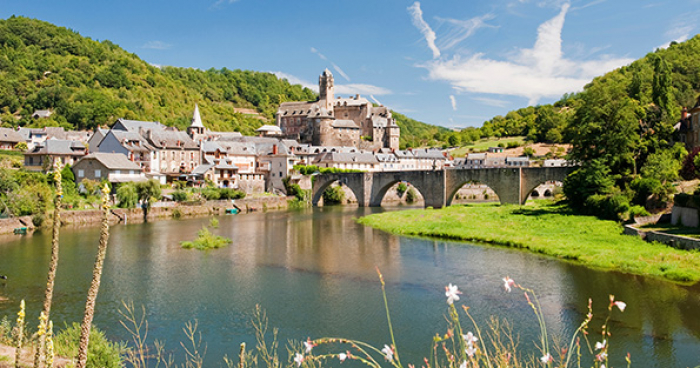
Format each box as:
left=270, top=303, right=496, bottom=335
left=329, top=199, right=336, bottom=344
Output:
left=276, top=69, right=400, bottom=150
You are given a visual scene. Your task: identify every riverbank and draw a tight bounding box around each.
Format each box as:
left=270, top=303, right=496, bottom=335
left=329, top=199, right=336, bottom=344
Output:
left=357, top=201, right=700, bottom=284
left=0, top=196, right=289, bottom=235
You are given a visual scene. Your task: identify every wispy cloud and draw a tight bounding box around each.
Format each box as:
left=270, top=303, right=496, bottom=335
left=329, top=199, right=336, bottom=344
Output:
left=419, top=3, right=634, bottom=104
left=449, top=95, right=457, bottom=111
left=336, top=84, right=392, bottom=96
left=408, top=2, right=441, bottom=59
left=310, top=47, right=351, bottom=81
left=142, top=41, right=172, bottom=50
left=435, top=13, right=496, bottom=51
left=473, top=97, right=510, bottom=108
left=370, top=95, right=383, bottom=105
left=211, top=0, right=241, bottom=8
left=658, top=23, right=694, bottom=49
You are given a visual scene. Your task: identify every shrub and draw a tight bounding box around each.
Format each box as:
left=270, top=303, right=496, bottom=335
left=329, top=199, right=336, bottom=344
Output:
left=116, top=183, right=138, bottom=208
left=406, top=187, right=417, bottom=203
left=54, top=323, right=124, bottom=368
left=396, top=182, right=407, bottom=198
left=172, top=190, right=188, bottom=202
left=584, top=193, right=631, bottom=221
left=322, top=185, right=345, bottom=205
left=181, top=226, right=232, bottom=250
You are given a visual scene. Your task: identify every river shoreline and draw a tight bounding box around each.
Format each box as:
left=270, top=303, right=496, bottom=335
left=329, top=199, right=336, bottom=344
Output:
left=0, top=196, right=289, bottom=236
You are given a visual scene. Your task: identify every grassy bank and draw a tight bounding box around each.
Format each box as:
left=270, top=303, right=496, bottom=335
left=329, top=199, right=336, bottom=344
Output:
left=357, top=201, right=700, bottom=284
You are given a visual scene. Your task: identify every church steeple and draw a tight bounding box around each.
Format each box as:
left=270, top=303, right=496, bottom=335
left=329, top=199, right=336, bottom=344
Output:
left=187, top=104, right=205, bottom=138
left=319, top=69, right=334, bottom=112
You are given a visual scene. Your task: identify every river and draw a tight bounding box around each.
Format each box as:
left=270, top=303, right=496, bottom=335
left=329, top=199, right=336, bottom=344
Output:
left=0, top=206, right=699, bottom=367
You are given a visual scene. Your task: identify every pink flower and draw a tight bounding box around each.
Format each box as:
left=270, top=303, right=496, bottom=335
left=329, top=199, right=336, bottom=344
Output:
left=502, top=277, right=515, bottom=292
left=339, top=353, right=347, bottom=362
left=294, top=353, right=304, bottom=367
left=382, top=344, right=394, bottom=362
left=445, top=284, right=461, bottom=305
left=597, top=352, right=608, bottom=361
left=540, top=353, right=552, bottom=364
left=304, top=339, right=316, bottom=353
left=614, top=301, right=626, bottom=312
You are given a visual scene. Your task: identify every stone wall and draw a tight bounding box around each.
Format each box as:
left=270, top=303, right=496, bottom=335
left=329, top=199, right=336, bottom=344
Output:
left=624, top=224, right=700, bottom=250
left=671, top=206, right=699, bottom=227
left=0, top=196, right=289, bottom=235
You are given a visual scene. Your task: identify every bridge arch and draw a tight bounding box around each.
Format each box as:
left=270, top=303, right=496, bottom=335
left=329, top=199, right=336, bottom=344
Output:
left=445, top=168, right=520, bottom=206
left=369, top=171, right=446, bottom=208
left=312, top=172, right=369, bottom=207
left=519, top=167, right=571, bottom=204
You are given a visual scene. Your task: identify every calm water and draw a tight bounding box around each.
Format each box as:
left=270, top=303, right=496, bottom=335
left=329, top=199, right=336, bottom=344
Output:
left=1, top=206, right=699, bottom=367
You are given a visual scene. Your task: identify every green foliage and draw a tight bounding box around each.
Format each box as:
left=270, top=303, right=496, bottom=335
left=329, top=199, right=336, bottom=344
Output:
left=201, top=187, right=245, bottom=201
left=563, top=159, right=614, bottom=211
left=294, top=164, right=363, bottom=175
left=14, top=141, right=27, bottom=151
left=522, top=147, right=535, bottom=157
left=172, top=190, right=188, bottom=202
left=116, top=183, right=138, bottom=208
left=181, top=225, right=232, bottom=250
left=322, top=185, right=345, bottom=205
left=136, top=179, right=161, bottom=208
left=53, top=323, right=124, bottom=368
left=406, top=187, right=417, bottom=203
left=396, top=182, right=408, bottom=197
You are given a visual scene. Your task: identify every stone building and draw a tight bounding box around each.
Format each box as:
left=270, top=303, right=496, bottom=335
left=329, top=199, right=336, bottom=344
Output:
left=276, top=69, right=400, bottom=150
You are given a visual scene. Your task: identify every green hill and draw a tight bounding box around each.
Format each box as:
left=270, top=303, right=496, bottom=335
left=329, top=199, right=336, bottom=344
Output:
left=0, top=16, right=445, bottom=145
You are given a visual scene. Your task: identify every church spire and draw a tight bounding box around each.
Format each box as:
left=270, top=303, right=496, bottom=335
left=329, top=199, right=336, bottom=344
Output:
left=191, top=104, right=204, bottom=128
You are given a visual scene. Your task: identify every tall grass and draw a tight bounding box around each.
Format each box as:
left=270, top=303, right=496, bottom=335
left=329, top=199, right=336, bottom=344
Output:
left=357, top=201, right=700, bottom=284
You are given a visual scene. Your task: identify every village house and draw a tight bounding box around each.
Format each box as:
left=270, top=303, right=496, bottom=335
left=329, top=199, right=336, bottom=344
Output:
left=313, top=151, right=379, bottom=171
left=24, top=138, right=87, bottom=171
left=0, top=127, right=23, bottom=150
left=72, top=152, right=146, bottom=185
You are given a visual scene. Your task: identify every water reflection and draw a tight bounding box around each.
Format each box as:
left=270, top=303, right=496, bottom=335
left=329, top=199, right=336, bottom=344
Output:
left=0, top=206, right=698, bottom=368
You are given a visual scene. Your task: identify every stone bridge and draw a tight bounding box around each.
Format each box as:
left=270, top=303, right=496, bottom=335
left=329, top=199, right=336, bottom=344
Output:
left=311, top=167, right=573, bottom=208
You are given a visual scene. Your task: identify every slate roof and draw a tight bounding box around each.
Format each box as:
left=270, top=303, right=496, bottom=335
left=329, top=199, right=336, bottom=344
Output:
left=146, top=130, right=198, bottom=149
left=113, top=119, right=166, bottom=132
left=314, top=152, right=378, bottom=165
left=109, top=130, right=155, bottom=153
left=26, top=139, right=87, bottom=156
left=191, top=104, right=204, bottom=128
left=76, top=153, right=141, bottom=170
left=0, top=128, right=23, bottom=143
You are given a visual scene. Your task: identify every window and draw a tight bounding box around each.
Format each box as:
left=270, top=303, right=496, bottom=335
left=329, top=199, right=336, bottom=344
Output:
left=78, top=169, right=84, bottom=178
left=95, top=169, right=101, bottom=177
left=129, top=170, right=134, bottom=175
left=115, top=170, right=121, bottom=175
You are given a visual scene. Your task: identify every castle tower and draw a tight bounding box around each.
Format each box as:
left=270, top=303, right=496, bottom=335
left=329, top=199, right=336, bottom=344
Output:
left=319, top=69, right=334, bottom=112
left=187, top=104, right=205, bottom=139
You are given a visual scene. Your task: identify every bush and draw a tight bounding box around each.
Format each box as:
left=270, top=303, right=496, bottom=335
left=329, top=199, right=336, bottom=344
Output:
left=116, top=183, right=138, bottom=208
left=406, top=187, right=417, bottom=203
left=54, top=323, right=124, bottom=368
left=396, top=182, right=407, bottom=198
left=583, top=193, right=631, bottom=221
left=32, top=214, right=45, bottom=227
left=181, top=226, right=232, bottom=250
left=322, top=185, right=345, bottom=205
left=172, top=190, right=188, bottom=202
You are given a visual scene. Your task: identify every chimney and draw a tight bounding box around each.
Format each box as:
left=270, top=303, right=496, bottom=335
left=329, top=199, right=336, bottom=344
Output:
left=273, top=144, right=278, bottom=155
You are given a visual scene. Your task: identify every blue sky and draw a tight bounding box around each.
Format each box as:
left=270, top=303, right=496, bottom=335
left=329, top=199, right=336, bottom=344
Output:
left=0, top=0, right=697, bottom=129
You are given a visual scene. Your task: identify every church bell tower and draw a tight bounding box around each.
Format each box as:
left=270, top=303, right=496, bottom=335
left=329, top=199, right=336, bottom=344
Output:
left=319, top=69, right=334, bottom=112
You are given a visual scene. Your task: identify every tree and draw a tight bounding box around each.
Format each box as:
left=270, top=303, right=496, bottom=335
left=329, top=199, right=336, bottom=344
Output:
left=136, top=179, right=161, bottom=220
left=651, top=55, right=676, bottom=122
left=14, top=141, right=27, bottom=151
left=522, top=147, right=535, bottom=158
left=563, top=159, right=615, bottom=211
left=116, top=183, right=137, bottom=208
left=569, top=74, right=642, bottom=177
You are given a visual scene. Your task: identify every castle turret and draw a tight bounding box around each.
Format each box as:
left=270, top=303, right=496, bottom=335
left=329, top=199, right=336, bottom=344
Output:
left=319, top=69, right=334, bottom=112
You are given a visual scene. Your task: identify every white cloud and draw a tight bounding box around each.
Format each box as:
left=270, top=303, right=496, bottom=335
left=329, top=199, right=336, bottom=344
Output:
left=419, top=3, right=634, bottom=104
left=449, top=95, right=457, bottom=110
left=212, top=0, right=240, bottom=8
left=142, top=41, right=171, bottom=50
left=408, top=2, right=441, bottom=59
left=370, top=95, right=383, bottom=105
left=473, top=97, right=510, bottom=108
left=331, top=63, right=351, bottom=82
left=310, top=47, right=328, bottom=61
left=658, top=24, right=693, bottom=49
left=435, top=13, right=496, bottom=51
left=336, top=84, right=392, bottom=96
left=270, top=71, right=318, bottom=92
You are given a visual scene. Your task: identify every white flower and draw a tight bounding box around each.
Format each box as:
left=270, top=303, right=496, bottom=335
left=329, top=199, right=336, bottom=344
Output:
left=462, top=331, right=478, bottom=346
left=614, top=301, right=626, bottom=312
left=304, top=339, right=315, bottom=353
left=459, top=360, right=467, bottom=368
left=381, top=344, right=394, bottom=361
left=445, top=283, right=461, bottom=305
left=597, top=352, right=608, bottom=361
left=502, top=277, right=515, bottom=292
left=465, top=345, right=477, bottom=357
left=294, top=353, right=304, bottom=367
left=540, top=353, right=552, bottom=364
left=339, top=353, right=347, bottom=362
left=595, top=340, right=606, bottom=350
